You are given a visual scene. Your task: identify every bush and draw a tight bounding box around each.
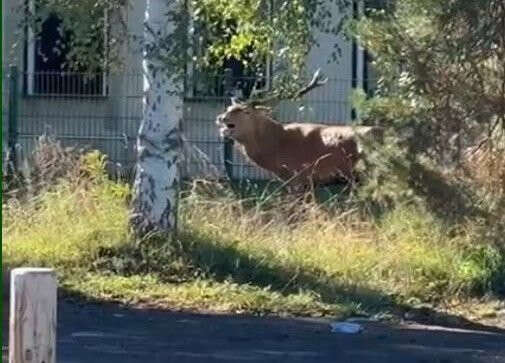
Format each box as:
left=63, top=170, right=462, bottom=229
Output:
left=2, top=141, right=131, bottom=270
left=350, top=0, right=505, bottom=235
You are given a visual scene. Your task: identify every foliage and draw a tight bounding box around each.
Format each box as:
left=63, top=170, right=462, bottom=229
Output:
left=4, top=136, right=91, bottom=199
left=350, top=0, right=505, bottom=224
left=3, top=147, right=130, bottom=270
left=19, top=0, right=353, bottom=95
left=190, top=0, right=351, bottom=91
left=18, top=0, right=129, bottom=72
left=355, top=0, right=504, bottom=163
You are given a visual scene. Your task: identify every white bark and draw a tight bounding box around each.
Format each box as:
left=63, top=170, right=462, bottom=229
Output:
left=131, top=0, right=182, bottom=235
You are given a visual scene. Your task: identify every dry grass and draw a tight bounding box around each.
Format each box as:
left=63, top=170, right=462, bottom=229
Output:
left=179, top=183, right=504, bottom=303
left=2, top=149, right=130, bottom=270
left=464, top=136, right=505, bottom=207
left=2, top=141, right=504, bottom=318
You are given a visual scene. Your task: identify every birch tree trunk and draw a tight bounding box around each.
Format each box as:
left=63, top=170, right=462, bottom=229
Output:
left=131, top=0, right=182, bottom=236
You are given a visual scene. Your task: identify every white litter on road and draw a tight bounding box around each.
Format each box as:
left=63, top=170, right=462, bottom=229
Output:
left=329, top=322, right=364, bottom=334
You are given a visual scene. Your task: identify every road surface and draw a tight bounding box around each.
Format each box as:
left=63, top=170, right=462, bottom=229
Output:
left=3, top=300, right=505, bottom=362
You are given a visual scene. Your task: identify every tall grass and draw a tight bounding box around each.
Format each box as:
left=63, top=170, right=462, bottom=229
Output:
left=2, top=149, right=130, bottom=270
left=3, top=140, right=504, bottom=317
left=179, top=184, right=504, bottom=302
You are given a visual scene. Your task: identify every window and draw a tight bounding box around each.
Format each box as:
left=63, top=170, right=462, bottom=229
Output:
left=188, top=54, right=271, bottom=99
left=26, top=3, right=107, bottom=96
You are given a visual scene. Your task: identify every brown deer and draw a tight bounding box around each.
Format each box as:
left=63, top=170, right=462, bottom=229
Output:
left=216, top=69, right=382, bottom=188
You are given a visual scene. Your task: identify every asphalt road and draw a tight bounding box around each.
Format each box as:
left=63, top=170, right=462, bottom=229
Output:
left=3, top=300, right=505, bottom=363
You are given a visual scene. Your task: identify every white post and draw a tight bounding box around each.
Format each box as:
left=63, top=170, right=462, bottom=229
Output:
left=9, top=268, right=57, bottom=363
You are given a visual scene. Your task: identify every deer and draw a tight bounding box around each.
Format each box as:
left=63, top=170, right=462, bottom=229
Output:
left=215, top=69, right=383, bottom=189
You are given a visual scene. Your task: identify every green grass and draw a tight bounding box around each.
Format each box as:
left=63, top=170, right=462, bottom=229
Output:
left=179, top=189, right=504, bottom=301
left=65, top=273, right=354, bottom=316
left=2, top=181, right=129, bottom=269
left=3, top=164, right=504, bottom=319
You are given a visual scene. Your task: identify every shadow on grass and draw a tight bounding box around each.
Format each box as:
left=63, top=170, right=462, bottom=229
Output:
left=406, top=162, right=492, bottom=224
left=83, top=225, right=505, bottom=334
left=180, top=229, right=505, bottom=332
left=406, top=163, right=505, bottom=291
left=177, top=229, right=388, bottom=310
left=203, top=162, right=496, bottom=229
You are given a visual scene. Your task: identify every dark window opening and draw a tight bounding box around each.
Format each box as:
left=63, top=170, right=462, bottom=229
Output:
left=28, top=12, right=105, bottom=96
left=188, top=9, right=270, bottom=98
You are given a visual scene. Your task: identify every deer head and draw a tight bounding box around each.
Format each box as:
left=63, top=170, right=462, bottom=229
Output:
left=216, top=69, right=328, bottom=141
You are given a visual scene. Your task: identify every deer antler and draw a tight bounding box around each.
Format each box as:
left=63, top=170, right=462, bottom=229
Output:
left=245, top=68, right=328, bottom=108
left=295, top=68, right=328, bottom=98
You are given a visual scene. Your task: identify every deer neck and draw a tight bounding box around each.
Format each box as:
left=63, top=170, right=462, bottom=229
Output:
left=241, top=115, right=284, bottom=164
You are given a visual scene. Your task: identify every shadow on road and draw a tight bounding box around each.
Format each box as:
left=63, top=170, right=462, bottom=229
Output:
left=4, top=298, right=505, bottom=363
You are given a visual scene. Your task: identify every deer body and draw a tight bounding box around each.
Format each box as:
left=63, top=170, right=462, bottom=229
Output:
left=217, top=104, right=379, bottom=187
left=216, top=69, right=382, bottom=187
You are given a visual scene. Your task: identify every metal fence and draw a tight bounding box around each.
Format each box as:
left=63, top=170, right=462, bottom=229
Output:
left=3, top=66, right=367, bottom=181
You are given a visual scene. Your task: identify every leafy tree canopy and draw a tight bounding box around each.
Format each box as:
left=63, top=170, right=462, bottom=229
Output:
left=352, top=0, right=505, bottom=212
left=21, top=0, right=354, bottom=96
left=354, top=0, right=504, bottom=162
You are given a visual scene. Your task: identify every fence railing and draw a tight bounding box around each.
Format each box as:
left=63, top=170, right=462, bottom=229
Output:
left=4, top=67, right=373, bottom=181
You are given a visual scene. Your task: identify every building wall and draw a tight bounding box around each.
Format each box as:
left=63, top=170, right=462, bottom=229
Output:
left=2, top=0, right=145, bottom=170
left=304, top=3, right=357, bottom=124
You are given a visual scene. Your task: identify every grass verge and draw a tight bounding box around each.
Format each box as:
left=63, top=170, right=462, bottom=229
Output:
left=3, top=154, right=504, bottom=321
